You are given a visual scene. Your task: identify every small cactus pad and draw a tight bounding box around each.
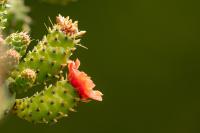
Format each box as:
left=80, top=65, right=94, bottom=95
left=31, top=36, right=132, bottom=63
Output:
left=10, top=68, right=37, bottom=93
left=12, top=80, right=79, bottom=124
left=0, top=48, right=20, bottom=79
left=4, top=49, right=20, bottom=69
left=5, top=32, right=31, bottom=56
left=21, top=69, right=36, bottom=83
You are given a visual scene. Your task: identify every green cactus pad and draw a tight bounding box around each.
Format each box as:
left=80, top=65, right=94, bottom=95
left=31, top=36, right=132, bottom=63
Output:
left=12, top=80, right=79, bottom=124
left=5, top=32, right=31, bottom=57
left=9, top=24, right=77, bottom=94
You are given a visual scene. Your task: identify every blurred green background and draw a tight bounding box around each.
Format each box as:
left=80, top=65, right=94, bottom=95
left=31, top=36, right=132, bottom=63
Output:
left=1, top=0, right=200, bottom=132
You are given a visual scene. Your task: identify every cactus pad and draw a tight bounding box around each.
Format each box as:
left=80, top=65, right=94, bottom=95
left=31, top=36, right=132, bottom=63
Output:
left=12, top=80, right=79, bottom=124
left=9, top=16, right=85, bottom=94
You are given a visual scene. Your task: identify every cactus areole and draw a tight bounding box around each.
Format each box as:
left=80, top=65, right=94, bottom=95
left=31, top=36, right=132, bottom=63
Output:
left=0, top=0, right=103, bottom=124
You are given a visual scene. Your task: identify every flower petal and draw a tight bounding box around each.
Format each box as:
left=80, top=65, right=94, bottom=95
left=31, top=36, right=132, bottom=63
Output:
left=67, top=59, right=103, bottom=101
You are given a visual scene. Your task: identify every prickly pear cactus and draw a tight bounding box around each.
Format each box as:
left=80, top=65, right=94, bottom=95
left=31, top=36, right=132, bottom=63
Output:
left=0, top=0, right=103, bottom=124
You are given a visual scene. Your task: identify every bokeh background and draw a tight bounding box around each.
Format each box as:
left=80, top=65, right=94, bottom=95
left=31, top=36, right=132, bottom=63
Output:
left=1, top=0, right=200, bottom=132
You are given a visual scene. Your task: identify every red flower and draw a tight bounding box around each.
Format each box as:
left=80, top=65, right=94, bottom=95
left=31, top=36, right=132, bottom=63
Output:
left=67, top=59, right=103, bottom=101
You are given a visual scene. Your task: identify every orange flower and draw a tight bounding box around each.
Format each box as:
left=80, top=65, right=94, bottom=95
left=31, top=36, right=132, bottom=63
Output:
left=67, top=59, right=103, bottom=101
